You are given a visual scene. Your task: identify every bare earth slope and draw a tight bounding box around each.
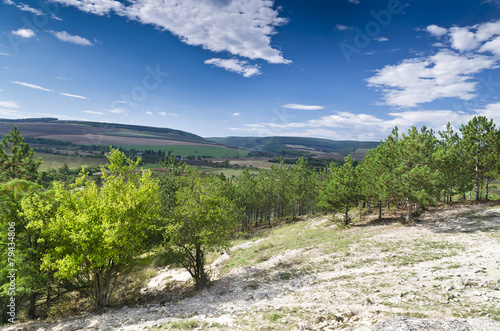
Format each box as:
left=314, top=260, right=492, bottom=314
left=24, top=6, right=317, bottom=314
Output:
left=5, top=204, right=500, bottom=330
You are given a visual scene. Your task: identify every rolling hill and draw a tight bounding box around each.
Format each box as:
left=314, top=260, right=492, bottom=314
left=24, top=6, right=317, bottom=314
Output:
left=208, top=136, right=380, bottom=158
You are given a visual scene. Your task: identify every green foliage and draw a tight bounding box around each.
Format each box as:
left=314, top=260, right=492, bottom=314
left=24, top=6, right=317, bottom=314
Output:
left=460, top=116, right=500, bottom=201
left=161, top=171, right=237, bottom=290
left=319, top=155, right=361, bottom=225
left=0, top=180, right=58, bottom=321
left=0, top=127, right=41, bottom=182
left=41, top=148, right=160, bottom=308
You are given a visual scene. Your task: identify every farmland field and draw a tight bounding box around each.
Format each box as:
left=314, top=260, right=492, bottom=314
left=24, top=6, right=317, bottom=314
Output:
left=117, top=145, right=249, bottom=158
left=35, top=153, right=108, bottom=171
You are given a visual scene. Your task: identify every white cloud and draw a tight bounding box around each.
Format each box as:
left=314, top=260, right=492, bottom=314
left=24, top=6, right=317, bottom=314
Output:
left=158, top=112, right=167, bottom=116
left=60, top=92, right=89, bottom=99
left=146, top=111, right=153, bottom=115
left=158, top=112, right=178, bottom=117
left=51, top=0, right=290, bottom=64
left=0, top=53, right=10, bottom=56
left=108, top=108, right=125, bottom=114
left=16, top=3, right=44, bottom=15
left=12, top=28, right=36, bottom=39
left=479, top=36, right=500, bottom=56
left=282, top=104, right=324, bottom=110
left=367, top=50, right=497, bottom=107
left=0, top=100, right=19, bottom=109
left=11, top=81, right=54, bottom=92
left=52, top=0, right=124, bottom=15
left=335, top=24, right=351, bottom=31
left=49, top=31, right=93, bottom=46
left=426, top=25, right=447, bottom=37
left=233, top=112, right=241, bottom=116
left=83, top=110, right=104, bottom=115
left=374, top=37, right=389, bottom=42
left=3, top=0, right=15, bottom=5
left=348, top=0, right=360, bottom=4
left=205, top=58, right=261, bottom=77
left=449, top=27, right=479, bottom=51
left=230, top=108, right=490, bottom=141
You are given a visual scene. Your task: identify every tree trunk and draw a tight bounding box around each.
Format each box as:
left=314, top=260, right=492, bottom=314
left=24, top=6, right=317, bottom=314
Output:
left=378, top=201, right=382, bottom=220
left=194, top=244, right=207, bottom=291
left=475, top=163, right=480, bottom=201
left=344, top=204, right=349, bottom=226
left=28, top=291, right=37, bottom=318
left=486, top=179, right=490, bottom=201
left=405, top=199, right=411, bottom=223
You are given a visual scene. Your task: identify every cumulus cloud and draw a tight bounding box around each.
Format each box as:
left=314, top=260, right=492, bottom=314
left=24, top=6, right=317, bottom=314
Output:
left=426, top=25, right=447, bottom=37
left=60, top=92, right=90, bottom=99
left=0, top=100, right=20, bottom=109
left=49, top=31, right=93, bottom=46
left=233, top=112, right=241, bottom=116
left=11, top=81, right=54, bottom=92
left=12, top=28, right=36, bottom=38
left=367, top=51, right=497, bottom=107
left=51, top=0, right=290, bottom=65
left=146, top=111, right=153, bottom=115
left=283, top=104, right=325, bottom=110
left=205, top=58, right=261, bottom=77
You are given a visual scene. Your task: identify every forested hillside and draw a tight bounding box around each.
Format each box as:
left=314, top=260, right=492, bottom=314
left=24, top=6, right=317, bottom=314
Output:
left=0, top=115, right=499, bottom=324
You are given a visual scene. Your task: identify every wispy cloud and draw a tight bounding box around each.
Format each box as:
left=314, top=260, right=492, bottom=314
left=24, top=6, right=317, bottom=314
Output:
left=158, top=112, right=178, bottom=117
left=233, top=112, right=241, bottom=116
left=205, top=58, right=261, bottom=78
left=83, top=110, right=103, bottom=115
left=16, top=3, right=44, bottom=15
left=11, top=81, right=54, bottom=92
left=60, top=92, right=90, bottom=100
left=146, top=111, right=153, bottom=115
left=50, top=0, right=290, bottom=65
left=0, top=53, right=10, bottom=56
left=0, top=100, right=20, bottom=109
left=230, top=106, right=499, bottom=141
left=283, top=104, right=325, bottom=110
left=12, top=28, right=36, bottom=39
left=348, top=0, right=360, bottom=4
left=49, top=31, right=93, bottom=46
left=374, top=37, right=389, bottom=42
left=108, top=108, right=125, bottom=114
left=335, top=24, right=351, bottom=31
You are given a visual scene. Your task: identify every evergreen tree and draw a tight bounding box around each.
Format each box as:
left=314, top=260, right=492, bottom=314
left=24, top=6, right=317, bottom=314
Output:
left=0, top=127, right=41, bottom=182
left=460, top=116, right=499, bottom=201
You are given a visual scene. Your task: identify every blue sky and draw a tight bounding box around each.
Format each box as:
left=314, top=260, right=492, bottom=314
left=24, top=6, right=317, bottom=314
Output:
left=1, top=0, right=500, bottom=141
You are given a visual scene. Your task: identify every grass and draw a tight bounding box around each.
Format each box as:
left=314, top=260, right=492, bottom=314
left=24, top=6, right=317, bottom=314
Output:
left=226, top=217, right=368, bottom=272
left=117, top=144, right=249, bottom=158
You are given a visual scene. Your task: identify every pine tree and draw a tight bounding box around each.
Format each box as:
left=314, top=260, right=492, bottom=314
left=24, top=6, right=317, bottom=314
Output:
left=0, top=127, right=41, bottom=182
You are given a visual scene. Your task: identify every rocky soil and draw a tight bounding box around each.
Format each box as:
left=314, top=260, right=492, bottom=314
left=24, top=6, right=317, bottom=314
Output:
left=4, top=203, right=500, bottom=330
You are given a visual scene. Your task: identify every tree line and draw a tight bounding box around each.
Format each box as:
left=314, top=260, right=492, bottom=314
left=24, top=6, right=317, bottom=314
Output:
left=0, top=116, right=499, bottom=323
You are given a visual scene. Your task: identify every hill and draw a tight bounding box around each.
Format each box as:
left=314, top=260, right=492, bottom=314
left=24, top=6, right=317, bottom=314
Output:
left=0, top=118, right=209, bottom=145
left=0, top=119, right=249, bottom=168
left=5, top=202, right=500, bottom=330
left=208, top=136, right=380, bottom=159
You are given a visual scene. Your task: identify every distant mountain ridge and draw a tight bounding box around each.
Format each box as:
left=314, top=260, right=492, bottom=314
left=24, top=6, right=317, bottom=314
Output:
left=208, top=136, right=380, bottom=157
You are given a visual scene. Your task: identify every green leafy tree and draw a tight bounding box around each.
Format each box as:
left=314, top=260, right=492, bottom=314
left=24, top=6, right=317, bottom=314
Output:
left=460, top=116, right=500, bottom=201
left=162, top=172, right=237, bottom=290
left=41, top=149, right=159, bottom=308
left=0, top=127, right=41, bottom=182
left=319, top=155, right=360, bottom=225
left=0, top=180, right=59, bottom=321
